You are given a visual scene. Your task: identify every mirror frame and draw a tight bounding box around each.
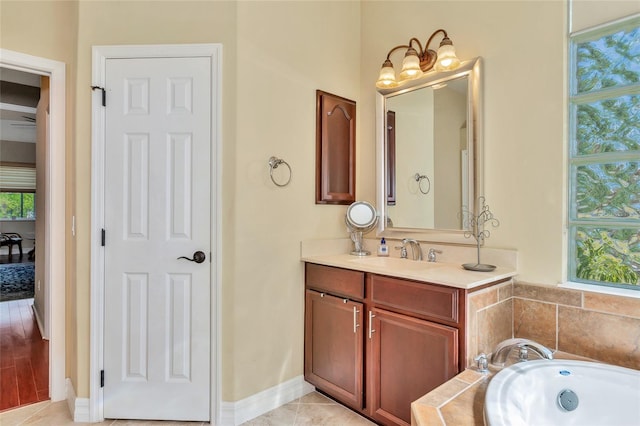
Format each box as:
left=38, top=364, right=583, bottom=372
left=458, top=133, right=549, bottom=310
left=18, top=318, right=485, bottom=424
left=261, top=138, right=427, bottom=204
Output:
left=375, top=57, right=483, bottom=244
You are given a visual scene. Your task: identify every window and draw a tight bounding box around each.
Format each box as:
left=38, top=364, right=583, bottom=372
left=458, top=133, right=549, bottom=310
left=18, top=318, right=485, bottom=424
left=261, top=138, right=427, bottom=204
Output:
left=568, top=15, right=640, bottom=289
left=0, top=163, right=36, bottom=220
left=0, top=192, right=35, bottom=219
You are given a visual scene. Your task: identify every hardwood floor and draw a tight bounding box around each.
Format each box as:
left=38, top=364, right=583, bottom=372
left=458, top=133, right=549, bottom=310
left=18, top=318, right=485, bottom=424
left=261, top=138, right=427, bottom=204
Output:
left=0, top=298, right=49, bottom=412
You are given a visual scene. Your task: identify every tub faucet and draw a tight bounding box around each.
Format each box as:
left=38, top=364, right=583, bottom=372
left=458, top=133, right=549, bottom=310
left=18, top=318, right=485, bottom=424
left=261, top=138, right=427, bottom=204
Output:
left=490, top=338, right=554, bottom=366
left=401, top=238, right=422, bottom=261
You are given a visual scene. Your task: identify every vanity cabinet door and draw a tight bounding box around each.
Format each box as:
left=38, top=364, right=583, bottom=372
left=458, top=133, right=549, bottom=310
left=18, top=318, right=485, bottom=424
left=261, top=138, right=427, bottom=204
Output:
left=304, top=290, right=364, bottom=410
left=368, top=308, right=458, bottom=426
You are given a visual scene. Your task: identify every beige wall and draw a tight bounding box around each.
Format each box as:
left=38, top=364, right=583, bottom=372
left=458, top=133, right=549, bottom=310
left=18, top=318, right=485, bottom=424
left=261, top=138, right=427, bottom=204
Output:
left=73, top=0, right=238, bottom=399
left=33, top=76, right=49, bottom=326
left=1, top=0, right=638, bottom=409
left=0, top=140, right=36, bottom=163
left=362, top=1, right=567, bottom=284
left=233, top=1, right=361, bottom=399
left=572, top=0, right=640, bottom=32
left=71, top=0, right=360, bottom=402
left=0, top=0, right=80, bottom=397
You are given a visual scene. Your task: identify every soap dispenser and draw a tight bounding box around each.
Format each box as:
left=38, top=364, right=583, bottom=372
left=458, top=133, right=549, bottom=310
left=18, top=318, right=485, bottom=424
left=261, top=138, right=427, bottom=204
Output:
left=377, top=238, right=389, bottom=257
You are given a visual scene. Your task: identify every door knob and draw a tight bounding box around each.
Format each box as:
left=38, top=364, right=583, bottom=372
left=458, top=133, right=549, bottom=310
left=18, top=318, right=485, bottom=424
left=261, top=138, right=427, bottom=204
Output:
left=177, top=251, right=206, bottom=264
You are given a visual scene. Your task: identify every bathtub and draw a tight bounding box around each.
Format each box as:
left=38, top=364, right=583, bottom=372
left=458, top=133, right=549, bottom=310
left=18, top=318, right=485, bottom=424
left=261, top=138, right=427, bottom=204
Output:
left=484, top=359, right=640, bottom=426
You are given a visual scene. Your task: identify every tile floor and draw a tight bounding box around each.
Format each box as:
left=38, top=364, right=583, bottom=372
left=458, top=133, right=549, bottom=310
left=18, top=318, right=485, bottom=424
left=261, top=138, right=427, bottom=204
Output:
left=240, top=392, right=375, bottom=425
left=0, top=296, right=375, bottom=425
left=0, top=391, right=376, bottom=425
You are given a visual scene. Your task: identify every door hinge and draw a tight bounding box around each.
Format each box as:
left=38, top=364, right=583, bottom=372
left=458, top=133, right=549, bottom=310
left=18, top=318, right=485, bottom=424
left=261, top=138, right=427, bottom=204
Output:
left=91, top=86, right=106, bottom=107
left=101, top=229, right=106, bottom=246
left=100, top=370, right=105, bottom=388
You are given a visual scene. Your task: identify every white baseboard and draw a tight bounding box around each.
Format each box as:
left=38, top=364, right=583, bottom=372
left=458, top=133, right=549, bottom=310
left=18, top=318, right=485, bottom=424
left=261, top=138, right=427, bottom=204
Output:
left=65, top=378, right=90, bottom=422
left=220, top=376, right=315, bottom=426
left=31, top=304, right=45, bottom=339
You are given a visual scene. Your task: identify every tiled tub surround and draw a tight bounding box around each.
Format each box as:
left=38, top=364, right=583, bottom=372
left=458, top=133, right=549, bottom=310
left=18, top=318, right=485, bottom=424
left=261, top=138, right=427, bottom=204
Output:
left=411, top=352, right=595, bottom=426
left=419, top=282, right=640, bottom=425
left=513, top=282, right=640, bottom=370
left=468, top=281, right=640, bottom=370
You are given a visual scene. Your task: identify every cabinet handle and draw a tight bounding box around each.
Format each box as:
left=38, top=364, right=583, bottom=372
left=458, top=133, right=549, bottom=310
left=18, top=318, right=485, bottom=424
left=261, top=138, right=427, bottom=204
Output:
left=368, top=311, right=376, bottom=339
left=320, top=293, right=325, bottom=298
left=353, top=306, right=360, bottom=333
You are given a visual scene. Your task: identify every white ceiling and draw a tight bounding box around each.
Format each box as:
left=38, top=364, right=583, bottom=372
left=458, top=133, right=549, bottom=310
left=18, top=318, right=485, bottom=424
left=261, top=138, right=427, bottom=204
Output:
left=0, top=68, right=39, bottom=144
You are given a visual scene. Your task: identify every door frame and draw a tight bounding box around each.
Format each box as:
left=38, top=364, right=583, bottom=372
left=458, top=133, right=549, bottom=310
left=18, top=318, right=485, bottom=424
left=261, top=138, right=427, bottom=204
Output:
left=0, top=49, right=66, bottom=402
left=89, top=44, right=222, bottom=423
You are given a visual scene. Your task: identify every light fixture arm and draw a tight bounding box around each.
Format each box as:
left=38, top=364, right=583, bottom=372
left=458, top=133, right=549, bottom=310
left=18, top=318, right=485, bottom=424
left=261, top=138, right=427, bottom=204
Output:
left=383, top=44, right=412, bottom=61
left=408, top=37, right=424, bottom=54
left=383, top=30, right=448, bottom=63
left=424, top=29, right=450, bottom=51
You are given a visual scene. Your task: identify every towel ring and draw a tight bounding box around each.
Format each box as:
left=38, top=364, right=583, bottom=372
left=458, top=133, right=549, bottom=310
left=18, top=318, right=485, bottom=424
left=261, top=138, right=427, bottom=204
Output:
left=269, top=156, right=292, bottom=187
left=414, top=173, right=431, bottom=195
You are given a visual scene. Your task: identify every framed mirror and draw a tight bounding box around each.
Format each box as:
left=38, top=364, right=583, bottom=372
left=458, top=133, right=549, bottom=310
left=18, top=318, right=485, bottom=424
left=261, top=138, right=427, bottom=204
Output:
left=375, top=57, right=483, bottom=244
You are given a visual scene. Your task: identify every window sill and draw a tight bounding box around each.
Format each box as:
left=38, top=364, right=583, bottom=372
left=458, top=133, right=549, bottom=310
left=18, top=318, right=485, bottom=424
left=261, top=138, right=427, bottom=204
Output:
left=560, top=281, right=640, bottom=299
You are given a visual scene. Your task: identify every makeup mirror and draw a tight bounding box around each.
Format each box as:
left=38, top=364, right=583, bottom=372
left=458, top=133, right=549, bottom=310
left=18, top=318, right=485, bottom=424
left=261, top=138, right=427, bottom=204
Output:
left=345, top=201, right=378, bottom=256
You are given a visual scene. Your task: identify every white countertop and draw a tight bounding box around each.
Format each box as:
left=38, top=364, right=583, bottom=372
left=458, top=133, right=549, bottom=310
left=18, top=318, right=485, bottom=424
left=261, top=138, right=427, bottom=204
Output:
left=301, top=253, right=516, bottom=290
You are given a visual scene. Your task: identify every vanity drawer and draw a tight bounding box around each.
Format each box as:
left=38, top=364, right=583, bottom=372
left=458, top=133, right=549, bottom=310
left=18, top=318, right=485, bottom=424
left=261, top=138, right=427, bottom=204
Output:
left=305, top=263, right=365, bottom=300
left=369, top=274, right=459, bottom=324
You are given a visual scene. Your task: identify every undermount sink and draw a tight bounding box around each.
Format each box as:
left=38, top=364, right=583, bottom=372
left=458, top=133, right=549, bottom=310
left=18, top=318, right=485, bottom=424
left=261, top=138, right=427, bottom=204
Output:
left=347, top=256, right=444, bottom=270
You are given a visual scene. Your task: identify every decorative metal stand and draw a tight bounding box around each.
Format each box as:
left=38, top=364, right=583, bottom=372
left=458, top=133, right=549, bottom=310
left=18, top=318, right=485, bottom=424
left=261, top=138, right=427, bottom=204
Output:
left=461, top=196, right=500, bottom=272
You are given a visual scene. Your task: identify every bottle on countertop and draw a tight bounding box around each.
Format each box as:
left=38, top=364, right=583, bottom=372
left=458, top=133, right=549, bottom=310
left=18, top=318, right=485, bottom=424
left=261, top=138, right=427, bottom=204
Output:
left=377, top=238, right=389, bottom=257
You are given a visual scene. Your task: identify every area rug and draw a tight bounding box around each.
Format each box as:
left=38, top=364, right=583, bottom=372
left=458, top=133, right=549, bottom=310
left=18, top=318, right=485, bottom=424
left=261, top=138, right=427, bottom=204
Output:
left=0, top=263, right=35, bottom=301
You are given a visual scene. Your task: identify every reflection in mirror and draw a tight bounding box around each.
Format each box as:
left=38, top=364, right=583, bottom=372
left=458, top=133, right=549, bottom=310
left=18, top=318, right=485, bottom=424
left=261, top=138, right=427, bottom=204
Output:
left=376, top=58, right=482, bottom=244
left=386, top=77, right=467, bottom=229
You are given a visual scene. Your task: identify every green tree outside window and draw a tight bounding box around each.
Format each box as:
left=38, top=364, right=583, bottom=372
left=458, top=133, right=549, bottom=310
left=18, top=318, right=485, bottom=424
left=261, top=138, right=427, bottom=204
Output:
left=569, top=16, right=640, bottom=288
left=0, top=193, right=35, bottom=219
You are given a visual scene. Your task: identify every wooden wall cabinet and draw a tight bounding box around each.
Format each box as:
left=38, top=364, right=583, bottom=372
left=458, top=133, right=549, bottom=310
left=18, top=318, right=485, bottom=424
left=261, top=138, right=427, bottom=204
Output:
left=315, top=90, right=356, bottom=204
left=304, top=263, right=465, bottom=426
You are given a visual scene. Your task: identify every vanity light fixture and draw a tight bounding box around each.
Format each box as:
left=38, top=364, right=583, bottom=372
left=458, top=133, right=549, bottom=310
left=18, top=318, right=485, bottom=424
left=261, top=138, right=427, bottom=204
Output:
left=375, top=29, right=461, bottom=89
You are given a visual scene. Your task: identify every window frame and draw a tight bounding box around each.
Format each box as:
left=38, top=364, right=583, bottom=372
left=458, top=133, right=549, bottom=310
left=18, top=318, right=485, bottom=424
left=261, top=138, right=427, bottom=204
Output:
left=567, top=14, right=640, bottom=290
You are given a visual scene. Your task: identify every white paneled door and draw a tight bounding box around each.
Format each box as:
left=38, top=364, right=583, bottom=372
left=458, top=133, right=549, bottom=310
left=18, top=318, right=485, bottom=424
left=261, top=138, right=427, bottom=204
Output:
left=103, top=57, right=211, bottom=421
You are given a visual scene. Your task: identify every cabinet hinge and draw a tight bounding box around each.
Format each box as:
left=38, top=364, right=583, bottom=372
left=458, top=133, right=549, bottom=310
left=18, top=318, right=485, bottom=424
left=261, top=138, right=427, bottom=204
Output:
left=101, top=229, right=106, bottom=247
left=91, top=86, right=106, bottom=107
left=100, top=370, right=105, bottom=388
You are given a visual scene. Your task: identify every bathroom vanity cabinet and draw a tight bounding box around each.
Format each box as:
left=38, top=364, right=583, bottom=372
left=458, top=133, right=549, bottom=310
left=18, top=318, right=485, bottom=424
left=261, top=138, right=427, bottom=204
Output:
left=304, top=263, right=465, bottom=426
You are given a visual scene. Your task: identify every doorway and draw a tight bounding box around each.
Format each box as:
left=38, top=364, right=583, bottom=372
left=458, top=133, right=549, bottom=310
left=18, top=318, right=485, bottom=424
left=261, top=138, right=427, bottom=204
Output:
left=90, top=44, right=221, bottom=423
left=0, top=49, right=67, bottom=405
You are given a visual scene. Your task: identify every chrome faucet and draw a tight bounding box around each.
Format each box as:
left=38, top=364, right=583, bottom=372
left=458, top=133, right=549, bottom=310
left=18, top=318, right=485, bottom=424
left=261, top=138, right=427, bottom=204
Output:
left=490, top=338, right=554, bottom=366
left=401, top=238, right=422, bottom=261
left=427, top=248, right=442, bottom=262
